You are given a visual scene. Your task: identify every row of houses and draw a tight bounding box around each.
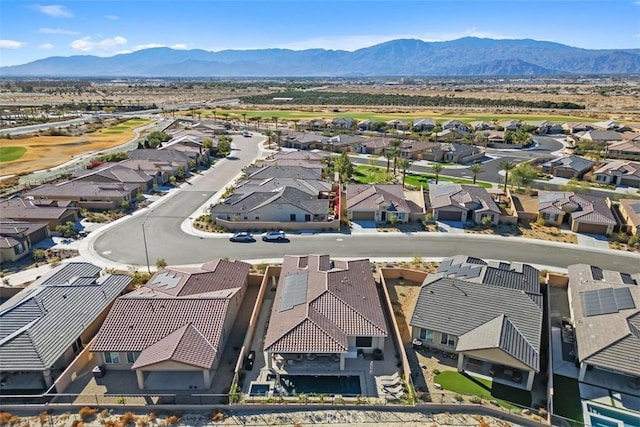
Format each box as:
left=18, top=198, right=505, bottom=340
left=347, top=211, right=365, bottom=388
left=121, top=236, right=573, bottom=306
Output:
left=540, top=155, right=640, bottom=188
left=3, top=255, right=637, bottom=398
left=0, top=122, right=217, bottom=264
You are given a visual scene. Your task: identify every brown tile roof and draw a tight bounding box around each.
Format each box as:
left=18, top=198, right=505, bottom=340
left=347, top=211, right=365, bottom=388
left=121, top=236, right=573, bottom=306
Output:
left=538, top=191, right=616, bottom=226
left=620, top=198, right=640, bottom=227
left=346, top=184, right=411, bottom=213
left=92, top=259, right=250, bottom=370
left=0, top=199, right=75, bottom=221
left=593, top=161, right=640, bottom=179
left=429, top=184, right=500, bottom=214
left=264, top=255, right=388, bottom=354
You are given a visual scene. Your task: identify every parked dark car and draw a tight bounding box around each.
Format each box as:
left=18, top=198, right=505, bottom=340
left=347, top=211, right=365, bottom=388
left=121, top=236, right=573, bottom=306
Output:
left=229, top=232, right=254, bottom=242
left=244, top=350, right=256, bottom=370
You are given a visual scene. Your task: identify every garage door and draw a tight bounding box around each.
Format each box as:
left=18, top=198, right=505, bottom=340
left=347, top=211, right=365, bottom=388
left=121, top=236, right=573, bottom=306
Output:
left=351, top=211, right=375, bottom=221
left=436, top=210, right=464, bottom=221
left=575, top=222, right=608, bottom=235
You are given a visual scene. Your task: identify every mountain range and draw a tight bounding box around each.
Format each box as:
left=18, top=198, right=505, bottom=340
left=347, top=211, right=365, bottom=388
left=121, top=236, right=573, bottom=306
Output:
left=2, top=37, right=639, bottom=77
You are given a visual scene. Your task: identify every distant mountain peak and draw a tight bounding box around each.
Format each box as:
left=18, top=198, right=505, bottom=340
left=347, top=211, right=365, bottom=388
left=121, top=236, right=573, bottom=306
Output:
left=1, top=37, right=638, bottom=77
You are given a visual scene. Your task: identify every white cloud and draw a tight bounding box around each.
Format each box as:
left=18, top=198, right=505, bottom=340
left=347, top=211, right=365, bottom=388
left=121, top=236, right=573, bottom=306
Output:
left=38, top=27, right=79, bottom=35
left=39, top=43, right=55, bottom=49
left=34, top=5, right=74, bottom=18
left=70, top=36, right=127, bottom=52
left=105, top=15, right=119, bottom=21
left=0, top=39, right=26, bottom=49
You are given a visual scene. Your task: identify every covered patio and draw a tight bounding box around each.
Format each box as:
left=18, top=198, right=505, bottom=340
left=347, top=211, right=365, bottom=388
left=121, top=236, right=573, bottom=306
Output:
left=459, top=355, right=534, bottom=391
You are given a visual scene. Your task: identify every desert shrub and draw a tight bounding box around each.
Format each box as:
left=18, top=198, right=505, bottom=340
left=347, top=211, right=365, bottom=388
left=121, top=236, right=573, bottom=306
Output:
left=79, top=407, right=97, bottom=421
left=454, top=393, right=464, bottom=402
left=0, top=412, right=20, bottom=426
left=155, top=258, right=167, bottom=268
left=120, top=412, right=137, bottom=426
left=32, top=249, right=46, bottom=261
left=136, top=416, right=149, bottom=427
left=629, top=235, right=639, bottom=247
left=534, top=217, right=546, bottom=226
left=71, top=421, right=84, bottom=427
left=147, top=413, right=156, bottom=422
left=211, top=411, right=226, bottom=422
left=432, top=368, right=441, bottom=375
left=103, top=420, right=118, bottom=427
left=38, top=412, right=48, bottom=425
left=166, top=415, right=180, bottom=425
left=469, top=395, right=482, bottom=404
left=617, top=232, right=630, bottom=244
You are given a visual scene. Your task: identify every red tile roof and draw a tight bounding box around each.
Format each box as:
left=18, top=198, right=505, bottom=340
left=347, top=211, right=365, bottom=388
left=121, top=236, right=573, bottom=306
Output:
left=264, top=255, right=387, bottom=354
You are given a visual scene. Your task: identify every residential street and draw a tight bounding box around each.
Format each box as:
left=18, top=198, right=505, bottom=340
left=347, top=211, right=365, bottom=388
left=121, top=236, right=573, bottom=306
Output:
left=83, top=134, right=640, bottom=273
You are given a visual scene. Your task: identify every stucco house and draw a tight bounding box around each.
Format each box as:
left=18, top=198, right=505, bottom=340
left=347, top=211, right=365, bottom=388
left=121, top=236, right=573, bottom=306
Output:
left=263, top=255, right=388, bottom=372
left=410, top=256, right=542, bottom=391
left=0, top=220, right=50, bottom=264
left=592, top=161, right=640, bottom=188
left=540, top=155, right=594, bottom=179
left=537, top=191, right=616, bottom=236
left=441, top=120, right=469, bottom=132
left=566, top=264, right=640, bottom=394
left=618, top=198, right=640, bottom=236
left=427, top=184, right=500, bottom=225
left=24, top=181, right=137, bottom=211
left=352, top=137, right=392, bottom=155
left=92, top=259, right=250, bottom=390
left=607, top=140, right=640, bottom=157
left=580, top=130, right=623, bottom=145
left=0, top=262, right=132, bottom=393
left=71, top=163, right=155, bottom=193
left=412, top=118, right=436, bottom=132
left=0, top=198, right=78, bottom=229
left=331, top=117, right=355, bottom=129
left=346, top=184, right=418, bottom=223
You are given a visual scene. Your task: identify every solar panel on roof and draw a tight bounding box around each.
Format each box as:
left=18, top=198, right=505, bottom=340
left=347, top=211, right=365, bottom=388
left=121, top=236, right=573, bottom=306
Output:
left=613, top=287, right=636, bottom=310
left=280, top=271, right=308, bottom=311
left=581, top=287, right=636, bottom=317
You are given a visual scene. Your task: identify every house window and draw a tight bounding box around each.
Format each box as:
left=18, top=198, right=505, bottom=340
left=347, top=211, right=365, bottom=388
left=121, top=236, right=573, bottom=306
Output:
left=355, top=336, right=373, bottom=348
left=290, top=214, right=297, bottom=221
left=72, top=337, right=83, bottom=354
left=419, top=329, right=434, bottom=343
left=126, top=352, right=140, bottom=364
left=440, top=333, right=456, bottom=347
left=255, top=216, right=259, bottom=220
left=14, top=242, right=25, bottom=255
left=543, top=213, right=559, bottom=222
left=305, top=214, right=311, bottom=221
left=243, top=216, right=248, bottom=220
left=104, top=352, right=120, bottom=364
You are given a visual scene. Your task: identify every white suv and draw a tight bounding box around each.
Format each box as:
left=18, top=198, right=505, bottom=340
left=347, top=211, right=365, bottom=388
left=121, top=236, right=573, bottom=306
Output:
left=262, top=231, right=286, bottom=241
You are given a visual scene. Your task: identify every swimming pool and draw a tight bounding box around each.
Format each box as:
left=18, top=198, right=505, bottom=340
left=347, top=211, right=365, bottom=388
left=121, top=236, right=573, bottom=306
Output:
left=248, top=382, right=271, bottom=396
left=267, top=375, right=361, bottom=396
left=584, top=402, right=640, bottom=427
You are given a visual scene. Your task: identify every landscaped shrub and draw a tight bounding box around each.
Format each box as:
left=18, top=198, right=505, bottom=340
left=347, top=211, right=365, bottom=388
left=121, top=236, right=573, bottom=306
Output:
left=166, top=415, right=180, bottom=425
left=120, top=412, right=137, bottom=426
left=78, top=407, right=97, bottom=421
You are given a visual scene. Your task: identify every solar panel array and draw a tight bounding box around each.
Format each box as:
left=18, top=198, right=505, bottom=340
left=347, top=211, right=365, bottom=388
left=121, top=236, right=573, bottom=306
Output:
left=280, top=271, right=309, bottom=311
left=581, top=287, right=636, bottom=317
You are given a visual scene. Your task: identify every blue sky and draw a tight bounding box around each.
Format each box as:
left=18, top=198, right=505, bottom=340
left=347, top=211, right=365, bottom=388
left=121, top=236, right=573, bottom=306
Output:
left=1, top=0, right=638, bottom=66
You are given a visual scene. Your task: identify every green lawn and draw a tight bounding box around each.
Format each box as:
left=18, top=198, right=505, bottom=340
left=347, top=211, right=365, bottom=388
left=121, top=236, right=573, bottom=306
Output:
left=100, top=119, right=149, bottom=134
left=207, top=109, right=595, bottom=124
left=552, top=375, right=583, bottom=426
left=0, top=146, right=27, bottom=162
left=434, top=371, right=532, bottom=409
left=352, top=165, right=492, bottom=188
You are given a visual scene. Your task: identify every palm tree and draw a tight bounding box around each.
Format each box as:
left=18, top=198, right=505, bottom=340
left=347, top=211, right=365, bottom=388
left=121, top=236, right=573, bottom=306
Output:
left=264, top=129, right=273, bottom=149
left=469, top=163, right=483, bottom=184
left=431, top=163, right=444, bottom=184
left=499, top=160, right=516, bottom=193
left=384, top=149, right=395, bottom=173
left=212, top=110, right=217, bottom=121
left=291, top=119, right=299, bottom=131
left=390, top=139, right=402, bottom=174
left=272, top=116, right=279, bottom=130
left=274, top=129, right=282, bottom=148
left=397, top=158, right=411, bottom=188
left=241, top=113, right=247, bottom=128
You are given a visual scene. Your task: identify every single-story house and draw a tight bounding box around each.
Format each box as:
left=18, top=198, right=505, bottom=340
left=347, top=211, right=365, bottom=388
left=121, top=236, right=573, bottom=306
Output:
left=412, top=118, right=436, bottom=132
left=580, top=130, right=623, bottom=145
left=436, top=143, right=483, bottom=164
left=0, top=220, right=50, bottom=264
left=321, top=134, right=367, bottom=152
left=529, top=120, right=563, bottom=135
left=605, top=140, right=640, bottom=157
left=499, top=120, right=522, bottom=131
left=621, top=132, right=640, bottom=143
left=427, top=184, right=500, bottom=225
left=210, top=186, right=330, bottom=225
left=442, top=120, right=469, bottom=132
left=244, top=165, right=323, bottom=181
left=566, top=264, right=640, bottom=392
left=410, top=256, right=542, bottom=391
left=0, top=198, right=78, bottom=229
left=331, top=117, right=355, bottom=129
left=128, top=148, right=192, bottom=171
left=264, top=255, right=388, bottom=372
left=346, top=184, right=415, bottom=223
left=468, top=121, right=495, bottom=131
left=235, top=177, right=334, bottom=198
left=118, top=159, right=177, bottom=186
left=280, top=132, right=327, bottom=150
left=592, top=161, right=640, bottom=188
left=352, top=137, right=392, bottom=155
left=619, top=199, right=640, bottom=236
left=562, top=122, right=593, bottom=134
left=270, top=150, right=328, bottom=162
left=159, top=136, right=207, bottom=164
left=358, top=119, right=374, bottom=132
left=299, top=119, right=328, bottom=131
left=436, top=128, right=469, bottom=141
left=537, top=191, right=617, bottom=236
left=92, top=259, right=250, bottom=390
left=24, top=181, right=138, bottom=211
left=387, top=119, right=409, bottom=131
left=71, top=163, right=155, bottom=193
left=395, top=140, right=440, bottom=160
left=0, top=262, right=132, bottom=393
left=540, top=155, right=594, bottom=179
left=591, top=120, right=621, bottom=131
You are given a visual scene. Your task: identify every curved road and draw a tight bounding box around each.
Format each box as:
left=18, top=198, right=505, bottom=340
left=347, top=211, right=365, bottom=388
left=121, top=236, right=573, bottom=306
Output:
left=89, top=138, right=640, bottom=273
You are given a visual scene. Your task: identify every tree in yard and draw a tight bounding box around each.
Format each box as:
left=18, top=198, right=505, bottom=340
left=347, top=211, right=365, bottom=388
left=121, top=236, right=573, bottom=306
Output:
left=390, top=139, right=402, bottom=174
left=397, top=158, right=411, bottom=188
left=272, top=116, right=279, bottom=129
left=274, top=129, right=282, bottom=148
left=334, top=152, right=354, bottom=183
left=510, top=162, right=538, bottom=189
left=499, top=160, right=517, bottom=193
left=383, top=149, right=396, bottom=173
left=431, top=163, right=444, bottom=184
left=264, top=129, right=273, bottom=149
left=241, top=112, right=247, bottom=127
left=217, top=136, right=232, bottom=156
left=145, top=131, right=171, bottom=148
left=55, top=221, right=77, bottom=238
left=469, top=163, right=483, bottom=184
